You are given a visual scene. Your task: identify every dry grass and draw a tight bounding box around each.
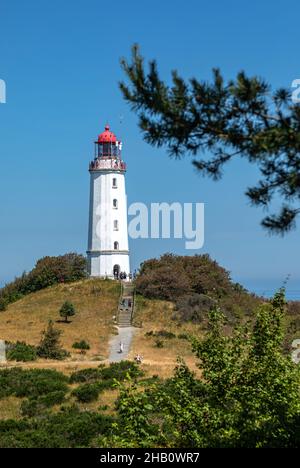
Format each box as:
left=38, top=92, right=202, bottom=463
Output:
left=128, top=295, right=203, bottom=378
left=0, top=279, right=120, bottom=360
left=0, top=282, right=203, bottom=381
left=0, top=396, right=23, bottom=420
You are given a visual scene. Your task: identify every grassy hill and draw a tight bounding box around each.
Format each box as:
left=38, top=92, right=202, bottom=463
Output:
left=0, top=279, right=120, bottom=361
left=0, top=277, right=202, bottom=379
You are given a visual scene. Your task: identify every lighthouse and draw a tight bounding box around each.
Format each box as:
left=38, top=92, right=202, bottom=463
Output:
left=87, top=124, right=130, bottom=279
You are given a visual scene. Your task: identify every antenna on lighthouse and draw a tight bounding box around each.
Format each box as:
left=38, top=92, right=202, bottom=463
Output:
left=118, top=114, right=124, bottom=141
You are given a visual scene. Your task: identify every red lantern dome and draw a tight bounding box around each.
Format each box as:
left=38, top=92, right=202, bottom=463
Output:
left=98, top=124, right=117, bottom=144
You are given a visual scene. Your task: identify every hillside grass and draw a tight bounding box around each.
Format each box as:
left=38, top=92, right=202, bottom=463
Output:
left=128, top=295, right=203, bottom=378
left=0, top=278, right=120, bottom=361
left=0, top=278, right=203, bottom=383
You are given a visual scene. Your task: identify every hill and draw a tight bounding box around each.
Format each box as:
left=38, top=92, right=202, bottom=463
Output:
left=0, top=279, right=120, bottom=361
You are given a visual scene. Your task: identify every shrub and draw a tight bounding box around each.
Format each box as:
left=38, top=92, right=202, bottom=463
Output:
left=70, top=368, right=102, bottom=384
left=72, top=340, right=90, bottom=352
left=37, top=321, right=69, bottom=360
left=0, top=407, right=114, bottom=448
left=21, top=391, right=66, bottom=417
left=155, top=339, right=164, bottom=348
left=72, top=383, right=101, bottom=403
left=135, top=263, right=191, bottom=300
left=0, top=298, right=7, bottom=311
left=6, top=342, right=37, bottom=362
left=14, top=370, right=68, bottom=399
left=174, top=293, right=216, bottom=324
left=177, top=333, right=189, bottom=340
left=145, top=330, right=176, bottom=339
left=98, top=361, right=143, bottom=381
left=135, top=254, right=260, bottom=320
left=69, top=362, right=143, bottom=387
left=0, top=368, right=68, bottom=400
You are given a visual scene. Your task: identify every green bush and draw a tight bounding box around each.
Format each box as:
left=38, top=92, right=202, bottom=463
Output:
left=0, top=407, right=114, bottom=448
left=155, top=339, right=164, bottom=348
left=0, top=368, right=68, bottom=400
left=177, top=333, right=189, bottom=340
left=69, top=368, right=102, bottom=384
left=72, top=383, right=101, bottom=403
left=6, top=342, right=37, bottom=362
left=72, top=340, right=90, bottom=351
left=145, top=330, right=176, bottom=339
left=21, top=391, right=66, bottom=417
left=0, top=298, right=7, bottom=311
left=98, top=361, right=143, bottom=381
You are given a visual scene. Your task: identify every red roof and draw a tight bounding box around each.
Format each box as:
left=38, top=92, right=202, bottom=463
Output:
left=98, top=124, right=117, bottom=143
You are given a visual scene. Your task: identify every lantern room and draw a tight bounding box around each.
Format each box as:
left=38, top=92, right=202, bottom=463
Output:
left=95, top=124, right=122, bottom=159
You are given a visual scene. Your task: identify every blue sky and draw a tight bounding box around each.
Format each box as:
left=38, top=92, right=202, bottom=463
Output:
left=0, top=0, right=299, bottom=297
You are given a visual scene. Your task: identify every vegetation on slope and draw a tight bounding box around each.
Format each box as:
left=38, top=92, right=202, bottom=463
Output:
left=0, top=253, right=87, bottom=309
left=135, top=254, right=261, bottom=325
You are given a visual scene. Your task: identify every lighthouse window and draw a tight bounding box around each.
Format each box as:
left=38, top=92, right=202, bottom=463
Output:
left=114, top=241, right=119, bottom=250
left=112, top=178, right=117, bottom=188
left=113, top=199, right=118, bottom=209
left=114, top=220, right=119, bottom=231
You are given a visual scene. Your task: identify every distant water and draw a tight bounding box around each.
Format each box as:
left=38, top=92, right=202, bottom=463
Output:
left=241, top=279, right=300, bottom=301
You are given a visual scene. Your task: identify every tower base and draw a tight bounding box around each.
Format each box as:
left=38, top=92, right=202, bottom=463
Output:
left=87, top=250, right=130, bottom=279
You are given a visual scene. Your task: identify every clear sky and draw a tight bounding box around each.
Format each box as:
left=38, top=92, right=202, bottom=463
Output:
left=0, top=0, right=299, bottom=298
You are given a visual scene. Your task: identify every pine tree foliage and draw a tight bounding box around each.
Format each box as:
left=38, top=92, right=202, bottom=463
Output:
left=120, top=45, right=300, bottom=234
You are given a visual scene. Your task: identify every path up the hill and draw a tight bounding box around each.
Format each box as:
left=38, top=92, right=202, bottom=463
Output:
left=108, top=281, right=136, bottom=362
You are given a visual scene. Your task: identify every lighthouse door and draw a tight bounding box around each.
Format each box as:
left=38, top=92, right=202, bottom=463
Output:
left=113, top=264, right=120, bottom=279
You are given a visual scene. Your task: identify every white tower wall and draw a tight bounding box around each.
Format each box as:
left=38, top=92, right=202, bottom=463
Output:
left=87, top=130, right=130, bottom=279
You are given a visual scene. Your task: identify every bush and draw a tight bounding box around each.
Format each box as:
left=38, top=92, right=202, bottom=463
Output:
left=21, top=391, right=66, bottom=417
left=69, top=368, right=102, bottom=384
left=155, top=339, right=164, bottom=348
left=145, top=330, right=176, bottom=339
left=174, top=293, right=216, bottom=324
left=37, top=321, right=69, bottom=360
left=135, top=255, right=260, bottom=320
left=6, top=342, right=37, bottom=362
left=72, top=383, right=101, bottom=403
left=0, top=368, right=68, bottom=400
left=0, top=298, right=7, bottom=311
left=135, top=264, right=191, bottom=300
left=98, top=361, right=143, bottom=381
left=0, top=407, right=114, bottom=448
left=72, top=340, right=90, bottom=351
left=177, top=333, right=189, bottom=340
left=69, top=362, right=143, bottom=387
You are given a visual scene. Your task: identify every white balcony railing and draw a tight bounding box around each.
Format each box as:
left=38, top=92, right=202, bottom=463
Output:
left=89, top=158, right=126, bottom=172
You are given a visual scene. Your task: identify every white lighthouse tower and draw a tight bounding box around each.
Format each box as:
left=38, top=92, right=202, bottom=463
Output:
left=87, top=124, right=130, bottom=279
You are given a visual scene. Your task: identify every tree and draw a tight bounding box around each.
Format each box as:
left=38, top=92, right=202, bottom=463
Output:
left=37, top=321, right=69, bottom=360
left=59, top=301, right=76, bottom=323
left=120, top=45, right=300, bottom=234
